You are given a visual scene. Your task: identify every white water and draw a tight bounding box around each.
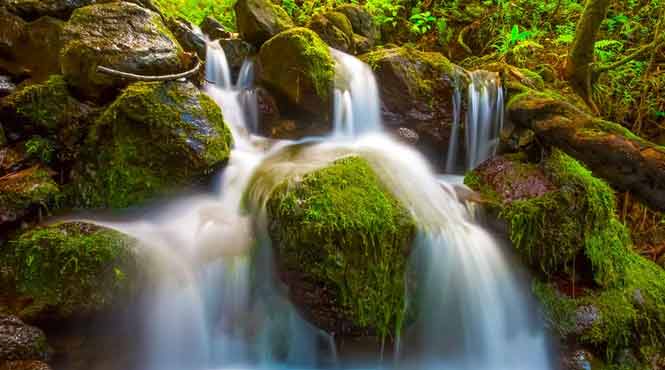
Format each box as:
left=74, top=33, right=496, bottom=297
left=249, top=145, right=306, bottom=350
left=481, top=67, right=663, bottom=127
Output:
left=79, top=46, right=552, bottom=370
left=446, top=70, right=504, bottom=172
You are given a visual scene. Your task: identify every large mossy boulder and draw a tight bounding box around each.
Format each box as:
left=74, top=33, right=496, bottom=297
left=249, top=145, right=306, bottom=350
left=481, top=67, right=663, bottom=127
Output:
left=335, top=4, right=379, bottom=52
left=307, top=12, right=354, bottom=54
left=258, top=28, right=335, bottom=129
left=71, top=81, right=232, bottom=208
left=3, top=222, right=138, bottom=321
left=361, top=47, right=465, bottom=163
left=60, top=2, right=187, bottom=100
left=466, top=150, right=665, bottom=365
left=264, top=156, right=416, bottom=339
left=0, top=315, right=49, bottom=362
left=0, top=165, right=59, bottom=227
left=234, top=0, right=294, bottom=47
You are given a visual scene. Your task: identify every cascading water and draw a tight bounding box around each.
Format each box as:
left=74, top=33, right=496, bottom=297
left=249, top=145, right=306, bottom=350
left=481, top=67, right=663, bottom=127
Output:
left=445, top=70, right=504, bottom=172
left=75, top=45, right=552, bottom=370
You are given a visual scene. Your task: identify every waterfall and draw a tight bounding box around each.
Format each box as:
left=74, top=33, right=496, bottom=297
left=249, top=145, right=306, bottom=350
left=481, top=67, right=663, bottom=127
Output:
left=446, top=70, right=504, bottom=172
left=74, top=45, right=552, bottom=370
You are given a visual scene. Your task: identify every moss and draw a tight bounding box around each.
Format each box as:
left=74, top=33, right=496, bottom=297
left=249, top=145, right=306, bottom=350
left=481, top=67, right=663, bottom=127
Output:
left=267, top=156, right=415, bottom=338
left=0, top=165, right=60, bottom=217
left=259, top=27, right=334, bottom=101
left=7, top=222, right=138, bottom=319
left=324, top=11, right=354, bottom=38
left=71, top=81, right=232, bottom=208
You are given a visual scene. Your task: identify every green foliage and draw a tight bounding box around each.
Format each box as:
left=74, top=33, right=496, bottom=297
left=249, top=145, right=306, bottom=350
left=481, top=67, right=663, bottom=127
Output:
left=25, top=136, right=55, bottom=164
left=366, top=0, right=403, bottom=27
left=409, top=9, right=436, bottom=35
left=155, top=0, right=236, bottom=30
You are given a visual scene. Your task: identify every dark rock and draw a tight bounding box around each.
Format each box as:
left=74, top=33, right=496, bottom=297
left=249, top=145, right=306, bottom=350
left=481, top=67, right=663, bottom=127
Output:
left=7, top=222, right=139, bottom=321
left=0, top=76, right=13, bottom=97
left=255, top=86, right=280, bottom=135
left=166, top=17, right=207, bottom=60
left=258, top=28, right=335, bottom=131
left=0, top=165, right=59, bottom=226
left=234, top=0, right=294, bottom=47
left=70, top=81, right=232, bottom=208
left=335, top=4, right=380, bottom=44
left=218, top=39, right=256, bottom=80
left=361, top=47, right=466, bottom=163
left=0, top=315, right=49, bottom=362
left=0, top=8, right=27, bottom=61
left=5, top=0, right=96, bottom=21
left=472, top=156, right=555, bottom=203
left=307, top=12, right=354, bottom=54
left=0, top=142, right=31, bottom=175
left=61, top=2, right=187, bottom=100
left=200, top=16, right=230, bottom=40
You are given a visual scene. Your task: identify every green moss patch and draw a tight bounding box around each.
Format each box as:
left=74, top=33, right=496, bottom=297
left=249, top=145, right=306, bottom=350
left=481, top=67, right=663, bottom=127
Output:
left=267, top=156, right=415, bottom=339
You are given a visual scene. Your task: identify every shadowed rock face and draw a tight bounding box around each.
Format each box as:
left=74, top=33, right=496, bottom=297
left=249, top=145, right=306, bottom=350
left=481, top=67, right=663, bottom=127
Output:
left=0, top=315, right=49, bottom=362
left=5, top=0, right=96, bottom=21
left=60, top=2, right=186, bottom=100
left=234, top=0, right=294, bottom=47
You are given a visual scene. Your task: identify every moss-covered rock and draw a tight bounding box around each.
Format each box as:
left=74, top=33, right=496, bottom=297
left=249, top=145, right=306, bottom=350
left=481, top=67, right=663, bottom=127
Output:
left=61, top=2, right=187, bottom=100
left=467, top=151, right=665, bottom=364
left=70, top=81, right=232, bottom=208
left=335, top=4, right=380, bottom=47
left=307, top=12, right=354, bottom=54
left=0, top=75, right=95, bottom=156
left=265, top=156, right=416, bottom=339
left=4, top=222, right=138, bottom=321
left=361, top=47, right=465, bottom=166
left=199, top=16, right=230, bottom=40
left=258, top=27, right=335, bottom=122
left=0, top=165, right=59, bottom=226
left=234, top=0, right=294, bottom=47
left=5, top=0, right=96, bottom=20
left=0, top=315, right=49, bottom=362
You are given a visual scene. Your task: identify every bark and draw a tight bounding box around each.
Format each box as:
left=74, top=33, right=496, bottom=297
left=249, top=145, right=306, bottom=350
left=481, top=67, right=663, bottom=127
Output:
left=564, top=0, right=610, bottom=101
left=508, top=92, right=665, bottom=211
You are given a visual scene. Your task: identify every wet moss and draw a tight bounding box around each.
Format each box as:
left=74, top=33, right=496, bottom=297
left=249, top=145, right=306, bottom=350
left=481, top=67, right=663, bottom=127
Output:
left=6, top=222, right=138, bottom=319
left=267, top=156, right=415, bottom=339
left=71, top=81, right=232, bottom=208
left=0, top=165, right=60, bottom=218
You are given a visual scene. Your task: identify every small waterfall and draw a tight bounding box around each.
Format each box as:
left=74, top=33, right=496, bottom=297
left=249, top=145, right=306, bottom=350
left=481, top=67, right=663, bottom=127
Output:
left=331, top=49, right=382, bottom=137
left=446, top=70, right=504, bottom=172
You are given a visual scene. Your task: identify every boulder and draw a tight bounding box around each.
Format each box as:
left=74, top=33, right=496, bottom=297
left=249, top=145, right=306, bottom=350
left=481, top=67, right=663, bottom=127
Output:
left=307, top=12, right=354, bottom=54
left=5, top=222, right=138, bottom=321
left=71, top=81, right=232, bottom=208
left=61, top=2, right=187, bottom=100
left=165, top=17, right=207, bottom=60
left=335, top=4, right=380, bottom=44
left=361, top=47, right=465, bottom=161
left=234, top=0, right=294, bottom=47
left=0, top=315, right=49, bottom=362
left=0, top=165, right=59, bottom=226
left=200, top=16, right=230, bottom=40
left=5, top=0, right=96, bottom=20
left=0, top=8, right=27, bottom=61
left=218, top=39, right=255, bottom=81
left=259, top=156, right=416, bottom=339
left=258, top=28, right=335, bottom=125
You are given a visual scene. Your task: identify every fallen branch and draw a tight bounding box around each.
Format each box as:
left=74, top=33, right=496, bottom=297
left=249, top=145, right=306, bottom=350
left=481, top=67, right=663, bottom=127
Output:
left=96, top=60, right=201, bottom=81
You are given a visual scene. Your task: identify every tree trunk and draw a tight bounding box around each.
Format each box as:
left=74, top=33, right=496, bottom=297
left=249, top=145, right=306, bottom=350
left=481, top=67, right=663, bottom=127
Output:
left=564, top=0, right=610, bottom=102
left=508, top=92, right=665, bottom=211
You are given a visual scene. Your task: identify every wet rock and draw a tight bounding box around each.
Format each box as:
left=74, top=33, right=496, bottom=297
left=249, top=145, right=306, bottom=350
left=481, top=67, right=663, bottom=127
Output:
left=0, top=142, right=31, bottom=175
left=573, top=305, right=599, bottom=334
left=335, top=4, right=380, bottom=45
left=255, top=86, right=280, bottom=134
left=166, top=17, right=207, bottom=60
left=0, top=360, right=52, bottom=370
left=0, top=76, right=14, bottom=97
left=353, top=34, right=372, bottom=54
left=0, top=165, right=59, bottom=226
left=5, top=0, right=96, bottom=20
left=560, top=348, right=596, bottom=370
left=395, top=127, right=419, bottom=145
left=0, top=8, right=27, bottom=61
left=471, top=156, right=555, bottom=203
left=0, top=315, right=49, bottom=362
left=307, top=12, right=354, bottom=54
left=200, top=16, right=230, bottom=40
left=7, top=222, right=139, bottom=321
left=258, top=28, right=335, bottom=129
left=256, top=156, right=416, bottom=339
left=61, top=2, right=187, bottom=100
left=360, top=47, right=466, bottom=164
left=71, top=81, right=232, bottom=208
left=234, top=0, right=294, bottom=47
left=218, top=39, right=256, bottom=81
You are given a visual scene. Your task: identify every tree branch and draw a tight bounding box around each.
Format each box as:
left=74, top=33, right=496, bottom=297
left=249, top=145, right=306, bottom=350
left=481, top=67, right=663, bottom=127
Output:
left=96, top=60, right=201, bottom=81
left=593, top=37, right=665, bottom=74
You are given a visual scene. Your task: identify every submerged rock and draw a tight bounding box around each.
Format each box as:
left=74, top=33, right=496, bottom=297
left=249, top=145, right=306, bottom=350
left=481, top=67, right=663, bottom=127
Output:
left=234, top=0, right=294, bottom=47
left=0, top=165, right=59, bottom=226
left=5, top=222, right=139, bottom=321
left=361, top=47, right=465, bottom=163
left=0, top=315, right=49, bottom=362
left=258, top=28, right=335, bottom=128
left=264, top=156, right=416, bottom=339
left=307, top=12, right=354, bottom=54
left=71, top=81, right=232, bottom=208
left=61, top=2, right=187, bottom=100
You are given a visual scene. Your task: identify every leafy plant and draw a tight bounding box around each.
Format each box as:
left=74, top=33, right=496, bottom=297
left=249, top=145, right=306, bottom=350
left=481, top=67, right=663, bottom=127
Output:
left=409, top=10, right=436, bottom=35
left=594, top=39, right=624, bottom=62
left=25, top=136, right=55, bottom=164
left=366, top=0, right=403, bottom=27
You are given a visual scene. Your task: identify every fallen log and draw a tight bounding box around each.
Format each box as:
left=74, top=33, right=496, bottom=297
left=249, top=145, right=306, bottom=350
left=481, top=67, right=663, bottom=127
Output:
left=508, top=91, right=665, bottom=211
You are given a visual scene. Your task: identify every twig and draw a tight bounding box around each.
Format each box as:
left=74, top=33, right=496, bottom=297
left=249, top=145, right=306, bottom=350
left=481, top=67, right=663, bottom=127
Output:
left=96, top=60, right=201, bottom=81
